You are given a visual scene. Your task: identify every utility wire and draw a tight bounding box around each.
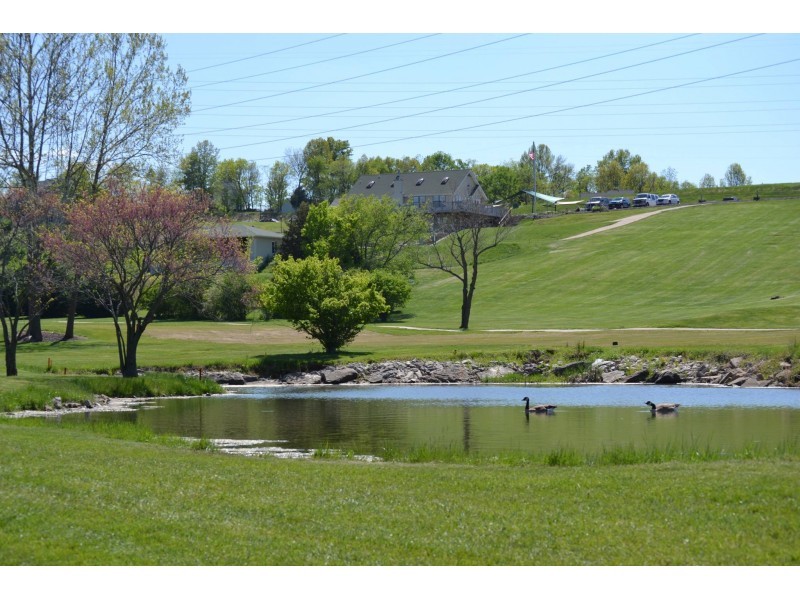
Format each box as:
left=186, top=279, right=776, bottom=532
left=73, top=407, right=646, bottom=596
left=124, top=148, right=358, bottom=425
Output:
left=191, top=34, right=531, bottom=115
left=220, top=34, right=765, bottom=153
left=192, top=34, right=700, bottom=136
left=245, top=56, right=800, bottom=162
left=185, top=34, right=347, bottom=73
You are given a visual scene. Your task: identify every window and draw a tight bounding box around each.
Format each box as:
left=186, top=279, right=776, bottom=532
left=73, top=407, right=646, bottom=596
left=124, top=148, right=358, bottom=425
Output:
left=366, top=180, right=375, bottom=189
left=440, top=176, right=449, bottom=184
left=415, top=178, right=424, bottom=186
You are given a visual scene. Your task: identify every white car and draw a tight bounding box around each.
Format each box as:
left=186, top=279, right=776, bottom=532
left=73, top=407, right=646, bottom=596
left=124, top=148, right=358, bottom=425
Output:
left=633, top=193, right=658, bottom=207
left=657, top=194, right=680, bottom=205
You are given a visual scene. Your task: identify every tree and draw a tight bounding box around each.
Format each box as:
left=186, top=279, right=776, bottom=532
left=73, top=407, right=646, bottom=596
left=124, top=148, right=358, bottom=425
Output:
left=213, top=158, right=262, bottom=212
left=722, top=163, right=751, bottom=187
left=420, top=210, right=510, bottom=330
left=368, top=270, right=412, bottom=321
left=301, top=137, right=355, bottom=203
left=699, top=173, right=716, bottom=189
left=279, top=201, right=310, bottom=259
left=326, top=195, right=429, bottom=273
left=53, top=185, right=248, bottom=377
left=179, top=140, right=219, bottom=193
left=265, top=161, right=290, bottom=214
left=0, top=190, right=60, bottom=375
left=262, top=256, right=386, bottom=353
left=625, top=161, right=651, bottom=193
left=595, top=159, right=625, bottom=192
left=573, top=165, right=596, bottom=194
left=1, top=33, right=190, bottom=342
left=421, top=151, right=471, bottom=171
left=476, top=165, right=525, bottom=204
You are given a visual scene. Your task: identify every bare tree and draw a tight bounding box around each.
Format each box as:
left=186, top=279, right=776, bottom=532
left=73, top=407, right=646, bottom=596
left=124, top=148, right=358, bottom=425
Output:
left=419, top=208, right=511, bottom=330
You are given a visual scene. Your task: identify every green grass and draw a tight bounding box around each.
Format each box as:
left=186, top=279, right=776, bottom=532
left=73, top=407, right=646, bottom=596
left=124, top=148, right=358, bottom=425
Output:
left=0, top=372, right=222, bottom=412
left=406, top=199, right=800, bottom=330
left=1, top=420, right=798, bottom=565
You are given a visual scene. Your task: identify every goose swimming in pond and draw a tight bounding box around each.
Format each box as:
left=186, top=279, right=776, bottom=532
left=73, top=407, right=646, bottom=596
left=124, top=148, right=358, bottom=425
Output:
left=645, top=400, right=680, bottom=413
left=522, top=396, right=556, bottom=414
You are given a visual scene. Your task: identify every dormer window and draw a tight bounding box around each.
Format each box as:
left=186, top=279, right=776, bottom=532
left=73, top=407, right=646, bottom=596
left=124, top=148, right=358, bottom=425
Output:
left=416, top=178, right=424, bottom=186
left=366, top=180, right=375, bottom=189
left=441, top=176, right=449, bottom=184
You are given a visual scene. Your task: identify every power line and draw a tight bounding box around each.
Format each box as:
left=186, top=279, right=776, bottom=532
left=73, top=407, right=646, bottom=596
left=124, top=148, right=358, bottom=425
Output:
left=191, top=34, right=528, bottom=112
left=191, top=34, right=700, bottom=136
left=185, top=34, right=347, bottom=74
left=220, top=34, right=765, bottom=153
left=244, top=56, right=800, bottom=162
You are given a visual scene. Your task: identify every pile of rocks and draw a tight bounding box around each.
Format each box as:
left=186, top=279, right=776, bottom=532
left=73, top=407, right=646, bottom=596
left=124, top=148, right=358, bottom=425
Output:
left=265, top=355, right=798, bottom=388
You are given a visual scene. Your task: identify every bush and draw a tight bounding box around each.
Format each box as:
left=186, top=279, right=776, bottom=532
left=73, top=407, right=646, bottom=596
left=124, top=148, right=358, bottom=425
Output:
left=202, top=272, right=259, bottom=322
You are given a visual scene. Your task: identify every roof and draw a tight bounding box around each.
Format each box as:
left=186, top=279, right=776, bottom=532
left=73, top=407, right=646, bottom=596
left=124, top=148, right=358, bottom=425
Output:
left=348, top=170, right=483, bottom=200
left=207, top=224, right=283, bottom=240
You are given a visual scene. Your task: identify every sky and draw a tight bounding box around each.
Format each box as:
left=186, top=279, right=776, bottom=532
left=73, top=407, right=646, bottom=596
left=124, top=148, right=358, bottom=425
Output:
left=8, top=2, right=800, bottom=188
left=161, top=30, right=800, bottom=186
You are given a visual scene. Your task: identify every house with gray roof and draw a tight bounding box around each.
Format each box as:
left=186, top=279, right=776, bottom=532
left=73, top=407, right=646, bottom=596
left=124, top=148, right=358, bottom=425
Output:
left=347, top=170, right=490, bottom=208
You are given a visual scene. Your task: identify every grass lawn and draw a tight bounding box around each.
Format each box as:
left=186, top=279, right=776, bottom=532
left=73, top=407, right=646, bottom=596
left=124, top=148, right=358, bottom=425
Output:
left=1, top=421, right=798, bottom=566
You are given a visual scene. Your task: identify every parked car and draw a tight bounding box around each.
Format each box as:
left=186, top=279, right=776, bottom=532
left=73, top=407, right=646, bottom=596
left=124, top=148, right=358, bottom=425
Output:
left=723, top=196, right=739, bottom=202
left=657, top=194, right=680, bottom=205
left=585, top=196, right=611, bottom=211
left=608, top=196, right=630, bottom=209
left=633, top=193, right=658, bottom=207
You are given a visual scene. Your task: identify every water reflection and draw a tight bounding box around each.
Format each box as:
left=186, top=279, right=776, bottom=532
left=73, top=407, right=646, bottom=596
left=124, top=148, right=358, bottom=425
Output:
left=77, top=384, right=800, bottom=456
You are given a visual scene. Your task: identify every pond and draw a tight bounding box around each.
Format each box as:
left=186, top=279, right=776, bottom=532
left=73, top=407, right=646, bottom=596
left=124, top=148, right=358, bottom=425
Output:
left=75, top=384, right=800, bottom=459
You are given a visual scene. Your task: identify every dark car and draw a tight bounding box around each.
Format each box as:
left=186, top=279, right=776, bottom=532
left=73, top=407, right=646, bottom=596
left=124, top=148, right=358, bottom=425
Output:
left=585, top=196, right=611, bottom=211
left=608, top=196, right=630, bottom=209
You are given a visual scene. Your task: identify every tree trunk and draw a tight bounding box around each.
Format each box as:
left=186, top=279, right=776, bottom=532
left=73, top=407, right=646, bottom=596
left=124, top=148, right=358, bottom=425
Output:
left=27, top=294, right=43, bottom=342
left=62, top=293, right=77, bottom=341
left=120, top=329, right=140, bottom=377
left=460, top=286, right=472, bottom=330
left=3, top=338, right=18, bottom=376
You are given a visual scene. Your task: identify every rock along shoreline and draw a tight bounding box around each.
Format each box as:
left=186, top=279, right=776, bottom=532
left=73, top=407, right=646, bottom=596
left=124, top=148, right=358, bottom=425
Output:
left=196, top=353, right=799, bottom=389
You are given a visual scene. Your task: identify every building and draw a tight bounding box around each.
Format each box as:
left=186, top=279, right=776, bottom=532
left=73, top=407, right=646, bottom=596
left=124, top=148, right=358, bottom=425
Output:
left=209, top=224, right=283, bottom=263
left=347, top=170, right=490, bottom=208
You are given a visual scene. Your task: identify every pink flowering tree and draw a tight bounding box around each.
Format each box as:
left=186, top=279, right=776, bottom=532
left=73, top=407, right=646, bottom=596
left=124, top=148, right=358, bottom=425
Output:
left=54, top=185, right=249, bottom=377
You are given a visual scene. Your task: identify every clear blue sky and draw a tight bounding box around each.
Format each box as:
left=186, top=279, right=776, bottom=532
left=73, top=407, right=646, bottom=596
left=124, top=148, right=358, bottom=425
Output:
left=12, top=2, right=800, bottom=186
left=162, top=30, right=799, bottom=185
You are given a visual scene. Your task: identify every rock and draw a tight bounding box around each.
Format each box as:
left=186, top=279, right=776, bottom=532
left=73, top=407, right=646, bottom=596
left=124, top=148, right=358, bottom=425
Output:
left=552, top=361, right=589, bottom=376
left=321, top=368, right=359, bottom=384
left=729, top=356, right=744, bottom=369
left=52, top=397, right=62, bottom=409
left=624, top=369, right=650, bottom=383
left=739, top=377, right=768, bottom=388
left=652, top=370, right=682, bottom=385
left=602, top=370, right=627, bottom=383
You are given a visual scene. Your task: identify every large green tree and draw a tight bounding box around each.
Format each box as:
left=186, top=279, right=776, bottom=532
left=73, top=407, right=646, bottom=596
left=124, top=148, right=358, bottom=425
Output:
left=301, top=137, right=355, bottom=203
left=265, top=161, right=291, bottom=214
left=263, top=256, right=386, bottom=353
left=302, top=194, right=428, bottom=273
left=212, top=158, right=262, bottom=212
left=180, top=140, right=219, bottom=193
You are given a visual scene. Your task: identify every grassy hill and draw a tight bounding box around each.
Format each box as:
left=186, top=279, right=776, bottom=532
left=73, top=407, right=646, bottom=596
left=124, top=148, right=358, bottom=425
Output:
left=404, top=197, right=800, bottom=331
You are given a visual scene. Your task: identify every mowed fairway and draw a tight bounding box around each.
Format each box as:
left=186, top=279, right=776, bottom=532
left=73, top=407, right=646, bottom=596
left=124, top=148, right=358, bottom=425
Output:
left=407, top=200, right=800, bottom=331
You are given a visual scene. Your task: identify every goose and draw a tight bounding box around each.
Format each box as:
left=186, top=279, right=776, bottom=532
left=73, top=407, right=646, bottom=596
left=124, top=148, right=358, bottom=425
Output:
left=522, top=396, right=556, bottom=414
left=645, top=400, right=680, bottom=413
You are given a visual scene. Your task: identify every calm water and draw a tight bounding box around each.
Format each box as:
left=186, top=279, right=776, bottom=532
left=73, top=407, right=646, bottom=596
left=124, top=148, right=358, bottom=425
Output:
left=79, top=384, right=800, bottom=458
